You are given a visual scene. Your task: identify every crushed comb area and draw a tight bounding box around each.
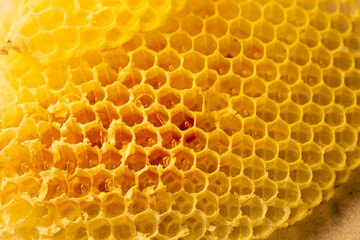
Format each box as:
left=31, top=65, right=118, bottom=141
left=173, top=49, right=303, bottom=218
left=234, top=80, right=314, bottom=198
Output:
left=0, top=0, right=360, bottom=239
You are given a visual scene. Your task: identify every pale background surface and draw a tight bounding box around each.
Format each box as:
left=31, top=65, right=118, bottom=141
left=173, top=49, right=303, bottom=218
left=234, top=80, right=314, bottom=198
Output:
left=266, top=167, right=360, bottom=240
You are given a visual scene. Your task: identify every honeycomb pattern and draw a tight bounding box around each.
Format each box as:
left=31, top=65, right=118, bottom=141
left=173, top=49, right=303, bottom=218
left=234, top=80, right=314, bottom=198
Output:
left=0, top=0, right=360, bottom=239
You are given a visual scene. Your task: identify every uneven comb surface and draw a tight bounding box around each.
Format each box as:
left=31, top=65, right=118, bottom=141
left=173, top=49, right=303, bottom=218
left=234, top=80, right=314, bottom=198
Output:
left=0, top=0, right=360, bottom=239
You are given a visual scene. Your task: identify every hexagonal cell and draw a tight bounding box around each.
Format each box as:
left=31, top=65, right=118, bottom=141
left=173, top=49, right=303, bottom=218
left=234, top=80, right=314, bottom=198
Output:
left=312, top=163, right=336, bottom=189
left=230, top=175, right=254, bottom=197
left=92, top=171, right=113, bottom=194
left=302, top=103, right=323, bottom=125
left=144, top=68, right=167, bottom=90
left=290, top=82, right=311, bottom=106
left=204, top=92, right=229, bottom=112
left=172, top=190, right=195, bottom=214
left=120, top=67, right=142, bottom=88
left=183, top=129, right=207, bottom=152
left=56, top=200, right=80, bottom=222
left=183, top=89, right=204, bottom=112
left=108, top=121, right=132, bottom=150
left=192, top=0, right=216, bottom=18
left=308, top=9, right=329, bottom=30
left=289, top=43, right=310, bottom=66
left=138, top=168, right=159, bottom=191
left=243, top=38, right=264, bottom=60
left=207, top=54, right=231, bottom=75
left=131, top=49, right=155, bottom=71
left=337, top=87, right=355, bottom=109
left=53, top=144, right=77, bottom=174
left=219, top=152, right=242, bottom=177
left=170, top=107, right=195, bottom=132
left=277, top=23, right=297, bottom=45
left=256, top=59, right=278, bottom=82
left=290, top=122, right=312, bottom=144
left=312, top=84, right=334, bottom=106
left=345, top=70, right=360, bottom=91
left=346, top=106, right=360, bottom=128
left=219, top=193, right=241, bottom=221
left=232, top=133, right=254, bottom=158
left=289, top=162, right=312, bottom=185
left=278, top=62, right=299, bottom=85
left=95, top=64, right=118, bottom=87
left=253, top=20, right=275, bottom=43
left=170, top=32, right=192, bottom=53
left=331, top=12, right=351, bottom=33
left=299, top=25, right=320, bottom=48
left=243, top=156, right=266, bottom=180
left=95, top=101, right=119, bottom=129
left=181, top=211, right=206, bottom=240
left=183, top=169, right=207, bottom=193
left=68, top=172, right=91, bottom=198
left=147, top=147, right=170, bottom=167
left=333, top=51, right=353, bottom=71
left=208, top=130, right=230, bottom=155
left=324, top=146, right=346, bottom=169
left=103, top=50, right=130, bottom=72
left=205, top=16, right=228, bottom=37
left=88, top=218, right=112, bottom=240
left=217, top=111, right=242, bottom=136
left=105, top=82, right=130, bottom=107
left=182, top=52, right=205, bottom=74
left=277, top=181, right=301, bottom=206
left=101, top=147, right=122, bottom=170
left=84, top=122, right=107, bottom=148
left=241, top=195, right=266, bottom=221
left=158, top=212, right=181, bottom=238
left=321, top=29, right=342, bottom=51
left=324, top=104, right=345, bottom=126
left=344, top=33, right=360, bottom=52
left=267, top=80, right=289, bottom=104
left=45, top=178, right=68, bottom=200
left=266, top=158, right=289, bottom=182
left=255, top=138, right=277, bottom=161
left=311, top=46, right=332, bottom=68
left=313, top=125, right=334, bottom=147
left=161, top=169, right=183, bottom=193
left=266, top=41, right=287, bottom=63
left=265, top=199, right=290, bottom=227
left=255, top=177, right=278, bottom=201
left=264, top=2, right=285, bottom=25
left=218, top=36, right=241, bottom=59
left=278, top=139, right=301, bottom=163
left=71, top=102, right=96, bottom=124
left=300, top=182, right=322, bottom=208
left=335, top=125, right=357, bottom=148
left=217, top=0, right=240, bottom=20
left=125, top=146, right=146, bottom=172
left=81, top=81, right=105, bottom=105
left=230, top=17, right=251, bottom=39
left=111, top=215, right=136, bottom=240
left=159, top=125, right=181, bottom=149
left=279, top=101, right=301, bottom=124
left=144, top=31, right=167, bottom=52
left=240, top=1, right=261, bottom=21
left=228, top=217, right=252, bottom=240
left=174, top=148, right=194, bottom=171
left=80, top=198, right=101, bottom=220
left=114, top=167, right=136, bottom=196
left=157, top=87, right=181, bottom=109
left=128, top=190, right=148, bottom=215
left=133, top=85, right=155, bottom=109
left=134, top=211, right=157, bottom=237
left=66, top=222, right=88, bottom=240
left=157, top=49, right=181, bottom=72
left=134, top=127, right=157, bottom=148
left=146, top=105, right=169, bottom=127
left=256, top=99, right=279, bottom=123
left=195, top=150, right=219, bottom=174
left=244, top=117, right=266, bottom=140
left=119, top=104, right=144, bottom=126
left=232, top=56, right=254, bottom=78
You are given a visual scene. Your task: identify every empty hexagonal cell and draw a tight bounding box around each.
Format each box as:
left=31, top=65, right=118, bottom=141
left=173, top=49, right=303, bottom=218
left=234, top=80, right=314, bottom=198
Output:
left=228, top=217, right=252, bottom=240
left=256, top=59, right=278, bottom=82
left=170, top=32, right=192, bottom=53
left=56, top=200, right=80, bottom=222
left=335, top=86, right=356, bottom=107
left=335, top=125, right=357, bottom=148
left=80, top=198, right=101, bottom=220
left=346, top=107, right=360, bottom=128
left=243, top=156, right=266, bottom=180
left=219, top=152, right=243, bottom=177
left=111, top=215, right=136, bottom=240
left=147, top=147, right=170, bottom=167
left=277, top=23, right=298, bottom=45
left=230, top=18, right=251, bottom=40
left=219, top=193, right=241, bottom=221
left=5, top=197, right=33, bottom=223
left=321, top=29, right=342, bottom=51
left=181, top=15, right=203, bottom=36
left=311, top=46, right=332, bottom=68
left=278, top=139, right=301, bottom=163
left=103, top=50, right=130, bottom=72
left=68, top=173, right=91, bottom=198
left=92, top=171, right=113, bottom=193
left=331, top=12, right=351, bottom=33
left=289, top=43, right=310, bottom=66
left=278, top=62, right=299, bottom=85
left=243, top=77, right=266, bottom=98
left=255, top=138, right=278, bottom=161
left=183, top=129, right=207, bottom=152
left=182, top=52, right=205, bottom=74
left=230, top=175, right=254, bottom=196
left=279, top=101, right=301, bottom=124
left=217, top=111, right=242, bottom=136
left=255, top=177, right=278, bottom=201
left=132, top=85, right=155, bottom=109
left=71, top=102, right=96, bottom=124
left=312, top=163, right=336, bottom=189
left=128, top=190, right=148, bottom=215
left=301, top=142, right=322, bottom=166
left=172, top=190, right=195, bottom=215
left=138, top=168, right=159, bottom=191
left=217, top=0, right=239, bottom=20
left=300, top=25, right=320, bottom=48
left=290, top=122, right=312, bottom=144
left=207, top=130, right=229, bottom=155
left=84, top=122, right=107, bottom=148
left=174, top=148, right=194, bottom=171
left=181, top=211, right=207, bottom=240
left=345, top=70, right=360, bottom=91
left=266, top=41, right=287, bottom=63
left=159, top=125, right=182, bottom=149
left=241, top=195, right=266, bottom=221
left=16, top=176, right=42, bottom=199
left=53, top=144, right=77, bottom=174
left=240, top=1, right=262, bottom=21
left=30, top=32, right=56, bottom=56
left=244, top=117, right=266, bottom=140
left=150, top=188, right=172, bottom=213
left=95, top=101, right=120, bottom=129
left=205, top=16, right=228, bottom=37
left=120, top=67, right=142, bottom=88
left=264, top=2, right=285, bottom=24
left=344, top=33, right=360, bottom=52
left=207, top=54, right=231, bottom=75
left=45, top=178, right=68, bottom=200
left=146, top=105, right=169, bottom=127
left=170, top=107, right=194, bottom=132
left=232, top=56, right=254, bottom=78
left=95, top=64, right=118, bottom=87
left=20, top=71, right=46, bottom=89
left=134, top=126, right=157, bottom=148
left=265, top=199, right=290, bottom=226
left=101, top=147, right=122, bottom=170
left=183, top=169, right=207, bottom=193
left=161, top=169, right=182, bottom=193
left=66, top=222, right=88, bottom=240
left=125, top=146, right=146, bottom=171
left=105, top=82, right=130, bottom=106
left=253, top=20, right=275, bottom=43
left=232, top=133, right=254, bottom=158
left=324, top=104, right=345, bottom=126
left=195, top=150, right=219, bottom=174
left=204, top=92, right=229, bottom=111
left=312, top=84, right=334, bottom=107
left=119, top=104, right=144, bottom=126
left=114, top=167, right=136, bottom=196
left=88, top=218, right=112, bottom=240
left=277, top=181, right=301, bottom=206
left=265, top=158, right=289, bottom=182
left=183, top=89, right=204, bottom=112
left=300, top=182, right=322, bottom=208
left=145, top=67, right=167, bottom=89
left=218, top=36, right=241, bottom=58
left=108, top=121, right=132, bottom=150
left=333, top=51, right=353, bottom=71
left=157, top=87, right=181, bottom=109
left=132, top=211, right=157, bottom=237
left=158, top=212, right=181, bottom=238
left=289, top=162, right=312, bottom=185
left=323, top=146, right=346, bottom=170
left=243, top=38, right=264, bottom=60
left=144, top=31, right=167, bottom=52
left=81, top=81, right=105, bottom=105
left=313, top=125, right=334, bottom=147
left=157, top=49, right=181, bottom=71
left=302, top=103, right=323, bottom=125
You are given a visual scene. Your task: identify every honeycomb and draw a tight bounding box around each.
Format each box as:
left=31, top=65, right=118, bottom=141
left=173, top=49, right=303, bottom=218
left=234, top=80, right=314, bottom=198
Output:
left=0, top=0, right=359, bottom=239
